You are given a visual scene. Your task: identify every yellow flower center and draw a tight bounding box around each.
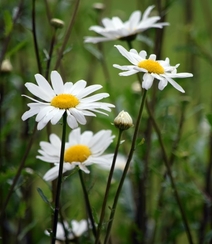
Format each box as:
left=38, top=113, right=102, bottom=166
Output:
left=138, top=60, right=164, bottom=74
left=64, top=145, right=91, bottom=163
left=51, top=94, right=79, bottom=109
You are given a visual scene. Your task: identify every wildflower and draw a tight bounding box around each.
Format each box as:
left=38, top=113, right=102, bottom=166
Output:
left=21, top=71, right=114, bottom=130
left=84, top=6, right=168, bottom=43
left=45, top=220, right=89, bottom=241
left=113, top=45, right=193, bottom=93
left=114, top=110, right=133, bottom=130
left=98, top=153, right=127, bottom=171
left=37, top=128, right=114, bottom=181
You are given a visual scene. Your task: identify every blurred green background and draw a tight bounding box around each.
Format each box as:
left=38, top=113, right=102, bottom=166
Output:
left=0, top=0, right=212, bottom=243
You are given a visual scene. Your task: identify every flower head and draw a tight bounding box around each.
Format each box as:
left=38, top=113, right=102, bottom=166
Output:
left=84, top=6, right=169, bottom=43
left=45, top=220, right=89, bottom=241
left=113, top=45, right=193, bottom=93
left=37, top=128, right=114, bottom=181
left=21, top=71, right=114, bottom=130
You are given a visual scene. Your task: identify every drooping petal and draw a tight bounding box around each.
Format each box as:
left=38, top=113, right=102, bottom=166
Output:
left=142, top=73, right=154, bottom=90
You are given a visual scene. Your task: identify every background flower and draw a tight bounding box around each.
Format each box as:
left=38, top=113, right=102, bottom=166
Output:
left=37, top=128, right=115, bottom=181
left=84, top=5, right=169, bottom=43
left=113, top=45, right=193, bottom=92
left=45, top=220, right=89, bottom=241
left=21, top=71, right=114, bottom=130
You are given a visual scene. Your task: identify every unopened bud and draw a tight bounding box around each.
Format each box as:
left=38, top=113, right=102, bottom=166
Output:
left=92, top=3, right=105, bottom=11
left=50, top=18, right=64, bottom=29
left=114, top=110, right=133, bottom=130
left=0, top=59, right=13, bottom=73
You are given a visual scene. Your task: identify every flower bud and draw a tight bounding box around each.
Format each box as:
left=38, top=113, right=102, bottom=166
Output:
left=114, top=110, right=133, bottom=130
left=0, top=59, right=13, bottom=73
left=50, top=18, right=64, bottom=29
left=92, top=3, right=105, bottom=11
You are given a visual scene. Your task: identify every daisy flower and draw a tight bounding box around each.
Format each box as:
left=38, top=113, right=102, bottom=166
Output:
left=84, top=5, right=169, bottom=44
left=113, top=45, right=193, bottom=93
left=21, top=70, right=114, bottom=130
left=37, top=128, right=114, bottom=181
left=45, top=220, right=89, bottom=241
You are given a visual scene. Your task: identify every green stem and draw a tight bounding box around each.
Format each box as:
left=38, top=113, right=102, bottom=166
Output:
left=45, top=28, right=57, bottom=79
left=51, top=113, right=67, bottom=244
left=145, top=100, right=194, bottom=244
left=78, top=170, right=97, bottom=239
left=32, top=0, right=42, bottom=74
left=104, top=90, right=147, bottom=244
left=95, top=129, right=123, bottom=244
left=54, top=0, right=80, bottom=70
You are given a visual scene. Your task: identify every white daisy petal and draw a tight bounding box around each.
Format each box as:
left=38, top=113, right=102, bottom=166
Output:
left=158, top=78, right=168, bottom=90
left=25, top=83, right=52, bottom=102
left=70, top=108, right=86, bottom=124
left=165, top=76, right=185, bottom=93
left=142, top=73, right=154, bottom=90
left=51, top=71, right=64, bottom=94
left=34, top=74, right=55, bottom=98
left=43, top=165, right=67, bottom=181
left=67, top=112, right=78, bottom=129
left=50, top=109, right=64, bottom=125
left=114, top=45, right=138, bottom=65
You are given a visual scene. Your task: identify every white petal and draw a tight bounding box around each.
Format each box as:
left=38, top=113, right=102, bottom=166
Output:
left=114, top=45, right=139, bottom=65
left=77, top=84, right=102, bottom=99
left=84, top=36, right=114, bottom=44
left=165, top=76, right=185, bottom=93
left=142, top=73, right=154, bottom=90
left=34, top=74, right=55, bottom=98
left=25, top=83, right=52, bottom=102
left=80, top=131, right=93, bottom=145
left=50, top=109, right=64, bottom=125
left=112, top=17, right=123, bottom=28
left=142, top=5, right=155, bottom=20
left=78, top=164, right=90, bottom=174
left=51, top=71, right=64, bottom=94
left=37, top=119, right=48, bottom=130
left=128, top=11, right=141, bottom=29
left=21, top=105, right=40, bottom=120
left=66, top=112, right=79, bottom=129
left=113, top=64, right=136, bottom=71
left=158, top=78, right=168, bottom=90
left=119, top=69, right=139, bottom=76
left=69, top=80, right=87, bottom=95
left=70, top=108, right=86, bottom=124
left=43, top=165, right=60, bottom=181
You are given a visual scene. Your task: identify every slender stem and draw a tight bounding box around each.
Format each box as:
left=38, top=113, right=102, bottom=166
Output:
left=150, top=99, right=187, bottom=244
left=0, top=124, right=37, bottom=220
left=32, top=0, right=42, bottom=74
left=45, top=28, right=57, bottom=79
left=51, top=113, right=67, bottom=244
left=78, top=170, right=97, bottom=238
left=95, top=129, right=123, bottom=244
left=145, top=100, right=194, bottom=244
left=54, top=0, right=80, bottom=70
left=104, top=90, right=147, bottom=244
